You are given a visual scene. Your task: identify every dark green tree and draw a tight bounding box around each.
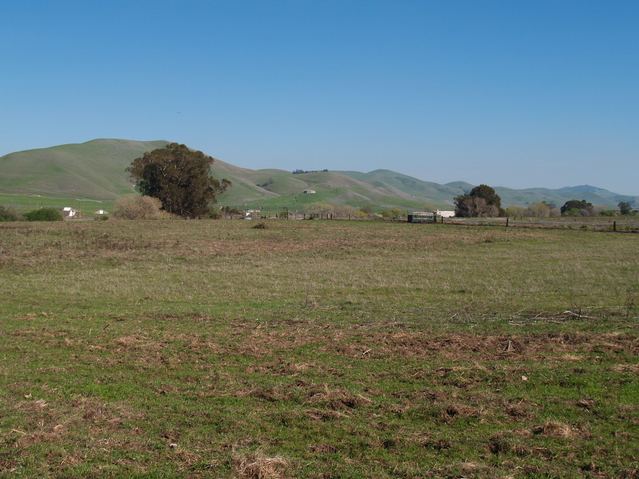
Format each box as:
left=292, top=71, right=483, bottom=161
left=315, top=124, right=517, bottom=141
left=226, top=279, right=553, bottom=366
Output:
left=24, top=208, right=63, bottom=221
left=618, top=201, right=633, bottom=215
left=127, top=143, right=230, bottom=218
left=560, top=199, right=594, bottom=216
left=454, top=184, right=503, bottom=217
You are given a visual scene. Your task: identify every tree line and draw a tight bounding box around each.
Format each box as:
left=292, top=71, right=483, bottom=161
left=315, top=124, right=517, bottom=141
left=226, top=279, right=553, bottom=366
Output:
left=453, top=184, right=636, bottom=218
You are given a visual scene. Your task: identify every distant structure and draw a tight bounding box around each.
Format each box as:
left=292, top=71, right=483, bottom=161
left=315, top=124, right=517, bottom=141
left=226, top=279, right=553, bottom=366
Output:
left=95, top=209, right=108, bottom=216
left=62, top=207, right=78, bottom=218
left=436, top=210, right=455, bottom=218
left=244, top=209, right=261, bottom=220
left=407, top=211, right=436, bottom=223
left=293, top=169, right=328, bottom=174
left=303, top=189, right=316, bottom=195
left=407, top=210, right=454, bottom=223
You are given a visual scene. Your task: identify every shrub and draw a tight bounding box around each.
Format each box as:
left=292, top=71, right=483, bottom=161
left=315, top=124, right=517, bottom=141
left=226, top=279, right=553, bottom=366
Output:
left=599, top=209, right=617, bottom=217
left=504, top=206, right=525, bottom=218
left=113, top=195, right=163, bottom=220
left=24, top=208, right=63, bottom=222
left=207, top=206, right=223, bottom=219
left=0, top=205, right=20, bottom=222
left=381, top=208, right=405, bottom=220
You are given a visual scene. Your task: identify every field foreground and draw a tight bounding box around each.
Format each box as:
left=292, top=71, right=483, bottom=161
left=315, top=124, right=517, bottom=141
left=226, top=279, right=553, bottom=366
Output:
left=0, top=220, right=637, bottom=478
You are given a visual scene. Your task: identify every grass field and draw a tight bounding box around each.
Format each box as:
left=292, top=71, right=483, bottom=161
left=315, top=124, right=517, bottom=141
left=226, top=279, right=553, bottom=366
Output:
left=0, top=194, right=113, bottom=214
left=0, top=220, right=637, bottom=478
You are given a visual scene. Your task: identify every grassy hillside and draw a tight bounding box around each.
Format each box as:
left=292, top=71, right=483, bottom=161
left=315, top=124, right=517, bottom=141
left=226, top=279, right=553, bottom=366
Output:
left=340, top=170, right=639, bottom=210
left=495, top=184, right=638, bottom=209
left=0, top=139, right=168, bottom=200
left=1, top=139, right=637, bottom=210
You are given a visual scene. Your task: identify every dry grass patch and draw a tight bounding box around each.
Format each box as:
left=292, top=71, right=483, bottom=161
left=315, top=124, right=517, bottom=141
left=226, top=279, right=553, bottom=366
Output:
left=234, top=450, right=289, bottom=479
left=305, top=384, right=372, bottom=411
left=328, top=330, right=638, bottom=361
left=532, top=420, right=579, bottom=438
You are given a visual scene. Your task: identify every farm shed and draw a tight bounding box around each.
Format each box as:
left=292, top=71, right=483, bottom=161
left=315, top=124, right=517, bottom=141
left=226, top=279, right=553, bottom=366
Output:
left=244, top=209, right=261, bottom=220
left=408, top=211, right=436, bottom=223
left=62, top=207, right=78, bottom=218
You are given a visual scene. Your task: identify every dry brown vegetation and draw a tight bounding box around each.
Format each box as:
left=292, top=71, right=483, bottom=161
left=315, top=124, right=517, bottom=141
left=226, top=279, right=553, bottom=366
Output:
left=234, top=451, right=289, bottom=479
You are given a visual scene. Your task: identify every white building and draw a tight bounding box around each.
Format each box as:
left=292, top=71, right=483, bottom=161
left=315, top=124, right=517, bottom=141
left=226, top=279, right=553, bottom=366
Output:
left=62, top=207, right=78, bottom=218
left=244, top=209, right=261, bottom=220
left=436, top=210, right=455, bottom=218
left=303, top=189, right=316, bottom=195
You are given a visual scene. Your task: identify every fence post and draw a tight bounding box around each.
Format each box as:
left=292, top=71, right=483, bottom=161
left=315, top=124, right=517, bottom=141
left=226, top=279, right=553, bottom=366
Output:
left=613, top=221, right=617, bottom=232
left=506, top=217, right=509, bottom=228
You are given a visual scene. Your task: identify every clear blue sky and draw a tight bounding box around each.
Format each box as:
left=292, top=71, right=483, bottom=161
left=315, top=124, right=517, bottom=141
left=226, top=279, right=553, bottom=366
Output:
left=1, top=0, right=638, bottom=193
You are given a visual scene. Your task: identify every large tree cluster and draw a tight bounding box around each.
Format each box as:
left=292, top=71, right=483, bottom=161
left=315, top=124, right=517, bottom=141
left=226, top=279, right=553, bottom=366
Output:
left=454, top=184, right=503, bottom=217
left=127, top=143, right=230, bottom=218
left=560, top=199, right=594, bottom=216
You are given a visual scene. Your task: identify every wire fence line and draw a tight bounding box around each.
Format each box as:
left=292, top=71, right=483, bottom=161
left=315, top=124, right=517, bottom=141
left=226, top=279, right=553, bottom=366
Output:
left=231, top=208, right=639, bottom=233
left=441, top=216, right=639, bottom=233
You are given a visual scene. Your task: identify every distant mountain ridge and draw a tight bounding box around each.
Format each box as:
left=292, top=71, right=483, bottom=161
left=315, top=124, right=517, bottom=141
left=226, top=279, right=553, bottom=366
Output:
left=0, top=139, right=636, bottom=209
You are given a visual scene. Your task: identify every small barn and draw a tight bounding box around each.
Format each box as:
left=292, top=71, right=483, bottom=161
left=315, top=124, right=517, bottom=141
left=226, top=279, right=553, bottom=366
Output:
left=303, top=189, right=316, bottom=195
left=244, top=209, right=261, bottom=220
left=62, top=207, right=78, bottom=218
left=407, top=211, right=436, bottom=223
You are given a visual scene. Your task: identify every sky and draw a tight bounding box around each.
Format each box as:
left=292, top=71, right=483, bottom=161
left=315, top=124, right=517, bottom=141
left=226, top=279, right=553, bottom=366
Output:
left=1, top=0, right=638, bottom=194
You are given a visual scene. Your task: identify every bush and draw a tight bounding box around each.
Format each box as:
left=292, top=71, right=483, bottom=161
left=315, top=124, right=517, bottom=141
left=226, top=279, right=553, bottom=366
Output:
left=599, top=209, right=617, bottom=217
left=381, top=208, right=405, bottom=220
left=113, top=195, right=163, bottom=220
left=24, top=208, right=63, bottom=222
left=505, top=206, right=525, bottom=218
left=207, top=206, right=223, bottom=219
left=0, top=205, right=20, bottom=222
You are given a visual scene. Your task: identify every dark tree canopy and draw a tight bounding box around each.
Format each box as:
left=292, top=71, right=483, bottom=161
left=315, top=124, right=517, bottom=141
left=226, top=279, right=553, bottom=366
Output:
left=127, top=143, right=230, bottom=218
left=24, top=208, right=63, bottom=222
left=618, top=201, right=633, bottom=215
left=560, top=199, right=594, bottom=216
left=454, top=184, right=503, bottom=217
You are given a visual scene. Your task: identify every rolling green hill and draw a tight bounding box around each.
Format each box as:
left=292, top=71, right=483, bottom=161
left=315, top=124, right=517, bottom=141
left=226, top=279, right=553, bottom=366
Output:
left=0, top=139, right=636, bottom=211
left=0, top=139, right=169, bottom=200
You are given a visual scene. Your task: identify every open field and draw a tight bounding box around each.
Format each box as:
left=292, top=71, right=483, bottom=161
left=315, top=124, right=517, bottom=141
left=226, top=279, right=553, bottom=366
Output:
left=0, top=220, right=638, bottom=478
